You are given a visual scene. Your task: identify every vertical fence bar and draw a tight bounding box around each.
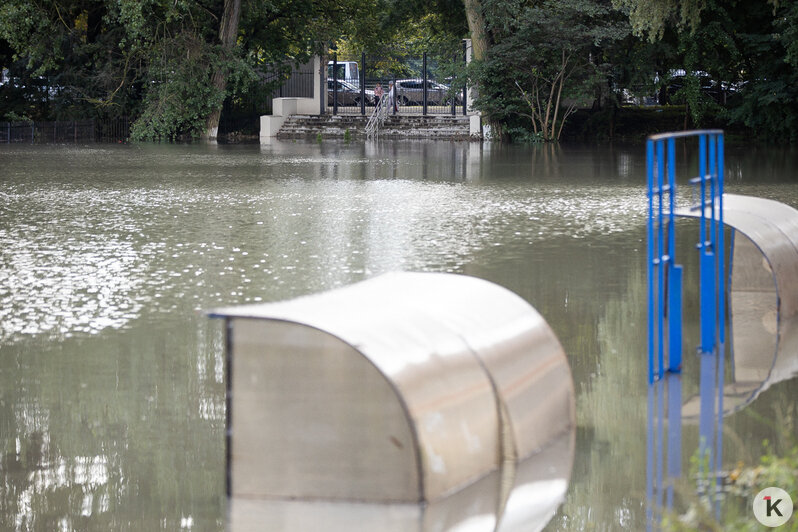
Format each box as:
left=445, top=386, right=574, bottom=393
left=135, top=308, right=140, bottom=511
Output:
left=698, top=134, right=715, bottom=353
left=451, top=53, right=457, bottom=116
left=360, top=52, right=366, bottom=116
left=647, top=138, right=656, bottom=384
left=713, top=133, right=725, bottom=516
left=332, top=54, right=338, bottom=115
left=462, top=40, right=467, bottom=116
left=423, top=52, right=428, bottom=116
left=656, top=140, right=665, bottom=378
left=667, top=137, right=682, bottom=371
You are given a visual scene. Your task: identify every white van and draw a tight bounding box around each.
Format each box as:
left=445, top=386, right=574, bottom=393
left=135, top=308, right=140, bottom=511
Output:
left=327, top=61, right=359, bottom=86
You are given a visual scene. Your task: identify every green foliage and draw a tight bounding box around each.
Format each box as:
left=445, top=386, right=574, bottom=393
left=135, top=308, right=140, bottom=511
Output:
left=473, top=0, right=630, bottom=141
left=612, top=0, right=706, bottom=41
left=662, top=442, right=798, bottom=531
left=0, top=0, right=382, bottom=138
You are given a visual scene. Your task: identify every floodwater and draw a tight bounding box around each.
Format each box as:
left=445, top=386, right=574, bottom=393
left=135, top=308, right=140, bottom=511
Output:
left=1, top=140, right=797, bottom=531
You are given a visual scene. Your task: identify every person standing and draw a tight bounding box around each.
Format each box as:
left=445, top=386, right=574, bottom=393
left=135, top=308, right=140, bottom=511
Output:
left=374, top=82, right=384, bottom=105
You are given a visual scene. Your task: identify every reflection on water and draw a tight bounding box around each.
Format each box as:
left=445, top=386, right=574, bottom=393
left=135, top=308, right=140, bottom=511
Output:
left=230, top=430, right=574, bottom=532
left=1, top=140, right=797, bottom=531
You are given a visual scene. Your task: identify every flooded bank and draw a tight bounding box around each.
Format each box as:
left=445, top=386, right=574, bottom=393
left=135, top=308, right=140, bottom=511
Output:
left=1, top=140, right=797, bottom=530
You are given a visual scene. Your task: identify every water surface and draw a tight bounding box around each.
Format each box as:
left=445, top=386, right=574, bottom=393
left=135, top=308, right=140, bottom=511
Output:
left=1, top=140, right=797, bottom=531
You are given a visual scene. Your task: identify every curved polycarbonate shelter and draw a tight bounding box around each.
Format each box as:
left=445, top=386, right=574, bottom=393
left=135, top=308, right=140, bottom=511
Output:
left=677, top=194, right=798, bottom=416
left=209, top=272, right=575, bottom=505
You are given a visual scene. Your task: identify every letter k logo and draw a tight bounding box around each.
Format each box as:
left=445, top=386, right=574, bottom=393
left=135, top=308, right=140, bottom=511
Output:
left=765, top=496, right=783, bottom=517
left=754, top=488, right=792, bottom=527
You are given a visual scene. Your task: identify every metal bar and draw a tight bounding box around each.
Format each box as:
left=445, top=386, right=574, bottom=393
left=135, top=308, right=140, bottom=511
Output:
left=648, top=129, right=724, bottom=141
left=423, top=52, right=428, bottom=116
left=657, top=140, right=665, bottom=378
left=698, top=134, right=707, bottom=247
left=462, top=40, right=467, bottom=116
left=667, top=137, right=676, bottom=263
left=666, top=137, right=679, bottom=372
left=451, top=53, right=457, bottom=116
left=360, top=52, right=366, bottom=116
left=709, top=135, right=717, bottom=255
left=647, top=138, right=656, bottom=384
left=333, top=55, right=338, bottom=115
left=668, top=265, right=683, bottom=371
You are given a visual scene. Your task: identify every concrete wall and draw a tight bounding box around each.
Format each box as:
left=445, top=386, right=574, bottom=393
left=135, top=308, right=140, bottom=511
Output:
left=260, top=56, right=322, bottom=142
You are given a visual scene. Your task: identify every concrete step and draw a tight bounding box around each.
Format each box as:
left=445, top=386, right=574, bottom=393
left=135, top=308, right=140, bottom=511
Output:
left=275, top=114, right=473, bottom=140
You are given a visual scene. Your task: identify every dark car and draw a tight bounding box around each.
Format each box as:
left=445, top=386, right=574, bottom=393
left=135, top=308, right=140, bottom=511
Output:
left=395, top=79, right=462, bottom=106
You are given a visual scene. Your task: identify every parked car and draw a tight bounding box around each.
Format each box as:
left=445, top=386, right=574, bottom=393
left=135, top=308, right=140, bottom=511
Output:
left=327, top=79, right=375, bottom=106
left=394, top=79, right=462, bottom=106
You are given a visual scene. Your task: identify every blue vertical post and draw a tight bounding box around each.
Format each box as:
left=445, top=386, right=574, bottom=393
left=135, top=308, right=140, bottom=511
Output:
left=656, top=140, right=666, bottom=378
left=668, top=265, right=683, bottom=371
left=667, top=137, right=682, bottom=372
left=698, top=134, right=716, bottom=353
left=647, top=139, right=655, bottom=384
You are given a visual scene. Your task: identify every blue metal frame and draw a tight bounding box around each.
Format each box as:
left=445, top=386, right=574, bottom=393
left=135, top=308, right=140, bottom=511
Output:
left=646, top=130, right=725, bottom=383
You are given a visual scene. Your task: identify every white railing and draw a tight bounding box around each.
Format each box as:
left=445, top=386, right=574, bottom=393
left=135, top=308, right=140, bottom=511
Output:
left=365, top=95, right=390, bottom=138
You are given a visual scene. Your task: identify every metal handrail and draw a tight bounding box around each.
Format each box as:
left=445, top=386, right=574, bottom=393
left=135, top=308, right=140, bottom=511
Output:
left=365, top=95, right=389, bottom=138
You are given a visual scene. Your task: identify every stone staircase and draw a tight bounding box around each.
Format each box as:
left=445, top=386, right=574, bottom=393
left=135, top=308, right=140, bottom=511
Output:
left=275, top=114, right=475, bottom=140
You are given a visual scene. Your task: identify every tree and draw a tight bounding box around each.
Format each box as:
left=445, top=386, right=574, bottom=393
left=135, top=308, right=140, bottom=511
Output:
left=615, top=0, right=798, bottom=140
left=204, top=0, right=243, bottom=140
left=473, top=0, right=630, bottom=141
left=0, top=0, right=383, bottom=139
left=612, top=0, right=706, bottom=41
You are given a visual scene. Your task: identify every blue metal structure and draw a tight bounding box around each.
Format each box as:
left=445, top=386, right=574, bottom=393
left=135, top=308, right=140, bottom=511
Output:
left=646, top=130, right=726, bottom=383
left=646, top=130, right=726, bottom=529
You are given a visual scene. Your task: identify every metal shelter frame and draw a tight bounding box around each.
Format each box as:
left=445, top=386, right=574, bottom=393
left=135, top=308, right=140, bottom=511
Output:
left=646, top=129, right=726, bottom=384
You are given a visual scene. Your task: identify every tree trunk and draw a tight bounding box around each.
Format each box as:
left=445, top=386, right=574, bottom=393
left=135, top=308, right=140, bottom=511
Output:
left=203, top=0, right=241, bottom=140
left=462, top=0, right=490, bottom=61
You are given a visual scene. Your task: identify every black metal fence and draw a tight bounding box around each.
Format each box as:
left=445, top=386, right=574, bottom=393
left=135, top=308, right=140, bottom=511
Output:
left=0, top=118, right=130, bottom=143
left=219, top=70, right=316, bottom=135
left=328, top=51, right=468, bottom=117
